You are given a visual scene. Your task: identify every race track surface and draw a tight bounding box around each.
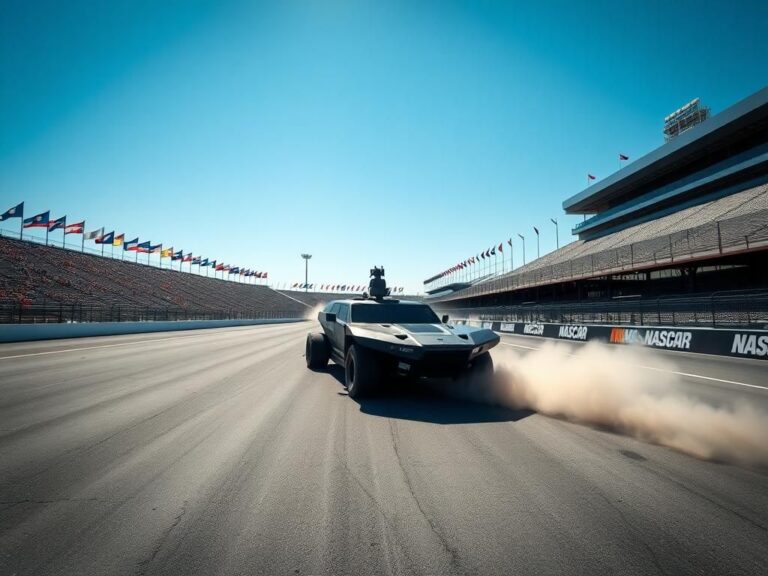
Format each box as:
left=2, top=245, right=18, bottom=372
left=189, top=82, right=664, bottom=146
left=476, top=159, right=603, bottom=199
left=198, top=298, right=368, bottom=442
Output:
left=1, top=322, right=767, bottom=575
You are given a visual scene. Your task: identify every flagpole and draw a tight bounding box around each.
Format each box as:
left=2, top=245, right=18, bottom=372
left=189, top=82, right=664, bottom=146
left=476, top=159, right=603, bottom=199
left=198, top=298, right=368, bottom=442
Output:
left=45, top=225, right=49, bottom=246
left=81, top=221, right=85, bottom=252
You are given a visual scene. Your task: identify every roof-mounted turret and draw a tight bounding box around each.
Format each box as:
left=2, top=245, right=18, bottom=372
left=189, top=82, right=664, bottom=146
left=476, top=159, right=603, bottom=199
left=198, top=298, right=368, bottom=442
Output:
left=367, top=266, right=390, bottom=300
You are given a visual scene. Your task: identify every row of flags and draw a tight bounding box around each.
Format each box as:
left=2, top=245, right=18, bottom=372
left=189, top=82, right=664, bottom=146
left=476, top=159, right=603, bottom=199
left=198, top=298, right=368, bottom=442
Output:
left=0, top=202, right=268, bottom=279
left=433, top=238, right=515, bottom=280
left=290, top=283, right=405, bottom=293
left=588, top=153, right=630, bottom=182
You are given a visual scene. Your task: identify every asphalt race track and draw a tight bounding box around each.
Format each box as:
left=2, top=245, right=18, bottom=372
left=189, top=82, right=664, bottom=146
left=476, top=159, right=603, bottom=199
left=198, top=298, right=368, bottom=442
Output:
left=1, top=322, right=767, bottom=575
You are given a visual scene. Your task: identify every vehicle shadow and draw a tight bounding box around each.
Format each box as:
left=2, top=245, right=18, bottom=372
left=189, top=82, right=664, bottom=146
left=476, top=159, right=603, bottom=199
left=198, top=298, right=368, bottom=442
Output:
left=325, top=365, right=532, bottom=425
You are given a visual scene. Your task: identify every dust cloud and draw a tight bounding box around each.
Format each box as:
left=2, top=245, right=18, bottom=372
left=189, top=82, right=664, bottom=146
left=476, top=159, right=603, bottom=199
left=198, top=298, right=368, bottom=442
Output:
left=477, top=342, right=768, bottom=467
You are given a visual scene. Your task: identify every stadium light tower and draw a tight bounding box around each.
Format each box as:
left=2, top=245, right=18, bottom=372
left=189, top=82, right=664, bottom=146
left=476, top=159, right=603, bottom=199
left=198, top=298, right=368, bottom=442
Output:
left=301, top=253, right=312, bottom=292
left=551, top=218, right=559, bottom=249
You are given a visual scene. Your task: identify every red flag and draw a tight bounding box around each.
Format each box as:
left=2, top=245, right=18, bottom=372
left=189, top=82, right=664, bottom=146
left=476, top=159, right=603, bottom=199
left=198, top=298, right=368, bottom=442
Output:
left=619, top=153, right=629, bottom=161
left=64, top=221, right=84, bottom=235
left=498, top=243, right=503, bottom=252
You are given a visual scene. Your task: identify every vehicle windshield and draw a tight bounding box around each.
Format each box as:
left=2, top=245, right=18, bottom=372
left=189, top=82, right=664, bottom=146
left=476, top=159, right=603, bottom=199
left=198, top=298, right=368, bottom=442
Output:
left=350, top=303, right=440, bottom=324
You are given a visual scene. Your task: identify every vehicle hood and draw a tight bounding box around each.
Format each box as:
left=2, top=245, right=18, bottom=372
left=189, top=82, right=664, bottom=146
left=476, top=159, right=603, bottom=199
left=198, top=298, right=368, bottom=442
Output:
left=349, top=322, right=499, bottom=348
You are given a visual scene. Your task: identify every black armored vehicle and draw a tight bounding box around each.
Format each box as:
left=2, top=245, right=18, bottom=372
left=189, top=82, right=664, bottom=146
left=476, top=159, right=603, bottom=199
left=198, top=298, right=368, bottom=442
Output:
left=305, top=267, right=500, bottom=398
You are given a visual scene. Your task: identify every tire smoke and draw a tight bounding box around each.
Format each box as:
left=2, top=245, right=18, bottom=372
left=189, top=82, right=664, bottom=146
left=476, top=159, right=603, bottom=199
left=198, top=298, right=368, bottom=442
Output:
left=480, top=342, right=768, bottom=467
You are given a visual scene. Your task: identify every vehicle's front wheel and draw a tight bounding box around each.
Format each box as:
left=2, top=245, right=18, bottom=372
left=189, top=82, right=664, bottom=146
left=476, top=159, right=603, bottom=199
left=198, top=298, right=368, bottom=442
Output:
left=306, top=333, right=329, bottom=369
left=345, top=344, right=379, bottom=398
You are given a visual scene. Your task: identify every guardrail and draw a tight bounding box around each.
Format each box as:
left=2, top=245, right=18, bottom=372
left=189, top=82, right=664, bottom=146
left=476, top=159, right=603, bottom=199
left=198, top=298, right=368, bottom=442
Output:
left=438, top=290, right=768, bottom=329
left=0, top=303, right=304, bottom=324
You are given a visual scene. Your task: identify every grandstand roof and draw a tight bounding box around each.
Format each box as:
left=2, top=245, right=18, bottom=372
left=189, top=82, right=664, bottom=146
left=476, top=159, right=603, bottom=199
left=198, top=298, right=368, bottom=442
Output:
left=563, top=87, right=768, bottom=214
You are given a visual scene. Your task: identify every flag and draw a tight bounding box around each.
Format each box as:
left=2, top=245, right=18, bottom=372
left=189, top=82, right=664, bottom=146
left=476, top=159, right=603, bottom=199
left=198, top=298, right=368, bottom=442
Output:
left=491, top=246, right=496, bottom=256
left=192, top=256, right=202, bottom=265
left=481, top=251, right=485, bottom=260
left=619, top=153, right=629, bottom=161
left=486, top=249, right=491, bottom=257
left=200, top=258, right=209, bottom=266
left=215, top=263, right=225, bottom=271
left=113, top=233, right=125, bottom=246
left=263, top=272, right=267, bottom=278
left=65, top=221, right=84, bottom=235
left=229, top=267, right=239, bottom=274
left=588, top=174, right=596, bottom=180
left=399, top=287, right=404, bottom=293
left=95, top=231, right=114, bottom=244
left=48, top=216, right=66, bottom=232
left=149, top=243, right=162, bottom=253
left=85, top=227, right=104, bottom=240
left=160, top=247, right=173, bottom=258
left=124, top=238, right=140, bottom=251
left=210, top=260, right=217, bottom=268
left=23, top=210, right=50, bottom=228
left=182, top=253, right=192, bottom=262
left=498, top=243, right=503, bottom=253
left=0, top=202, right=23, bottom=221
left=507, top=238, right=512, bottom=247
left=533, top=226, right=539, bottom=235
left=136, top=241, right=151, bottom=253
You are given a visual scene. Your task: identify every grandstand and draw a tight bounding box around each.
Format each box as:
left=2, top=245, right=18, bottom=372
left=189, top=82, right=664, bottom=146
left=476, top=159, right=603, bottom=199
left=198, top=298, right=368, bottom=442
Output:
left=427, top=87, right=768, bottom=326
left=0, top=236, right=308, bottom=322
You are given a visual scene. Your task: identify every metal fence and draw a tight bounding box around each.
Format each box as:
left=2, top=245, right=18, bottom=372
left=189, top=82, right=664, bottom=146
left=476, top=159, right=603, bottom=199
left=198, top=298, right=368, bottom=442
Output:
left=433, top=207, right=768, bottom=301
left=438, top=290, right=768, bottom=328
left=0, top=302, right=305, bottom=324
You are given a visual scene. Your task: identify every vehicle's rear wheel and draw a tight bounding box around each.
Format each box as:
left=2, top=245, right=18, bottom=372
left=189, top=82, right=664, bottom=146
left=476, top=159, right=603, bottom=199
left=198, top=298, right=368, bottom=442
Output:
left=471, top=352, right=494, bottom=377
left=306, top=332, right=329, bottom=369
left=345, top=344, right=379, bottom=398
left=465, top=352, right=494, bottom=385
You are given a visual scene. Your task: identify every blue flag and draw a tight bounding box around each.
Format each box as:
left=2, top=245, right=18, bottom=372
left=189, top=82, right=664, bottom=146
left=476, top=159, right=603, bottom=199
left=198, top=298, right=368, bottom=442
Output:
left=95, top=231, right=114, bottom=244
left=0, top=202, right=23, bottom=221
left=48, top=215, right=66, bottom=231
left=23, top=210, right=50, bottom=228
left=200, top=258, right=209, bottom=266
left=124, top=237, right=139, bottom=251
left=171, top=250, right=183, bottom=261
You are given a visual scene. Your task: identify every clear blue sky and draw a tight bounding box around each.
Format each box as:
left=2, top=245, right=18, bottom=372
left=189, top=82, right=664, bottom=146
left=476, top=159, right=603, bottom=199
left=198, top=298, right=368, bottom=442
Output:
left=1, top=0, right=766, bottom=292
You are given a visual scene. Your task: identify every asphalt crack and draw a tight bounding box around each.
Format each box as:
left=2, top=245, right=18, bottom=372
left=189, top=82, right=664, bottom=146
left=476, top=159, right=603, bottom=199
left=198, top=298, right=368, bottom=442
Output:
left=135, top=500, right=188, bottom=576
left=388, top=419, right=465, bottom=575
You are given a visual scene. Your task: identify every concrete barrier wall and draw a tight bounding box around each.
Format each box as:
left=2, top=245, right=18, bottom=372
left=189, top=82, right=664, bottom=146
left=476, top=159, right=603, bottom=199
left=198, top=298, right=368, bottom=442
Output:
left=0, top=318, right=307, bottom=343
left=455, top=319, right=768, bottom=361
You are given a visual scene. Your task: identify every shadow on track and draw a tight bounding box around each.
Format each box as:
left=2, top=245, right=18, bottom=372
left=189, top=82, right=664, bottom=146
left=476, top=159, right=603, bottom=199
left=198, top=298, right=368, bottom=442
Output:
left=324, top=365, right=532, bottom=425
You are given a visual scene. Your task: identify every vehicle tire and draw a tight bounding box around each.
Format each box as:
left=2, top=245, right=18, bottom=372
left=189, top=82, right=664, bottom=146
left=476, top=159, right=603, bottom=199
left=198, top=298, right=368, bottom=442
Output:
left=306, top=332, right=329, bottom=369
left=345, top=344, right=379, bottom=399
left=468, top=352, right=494, bottom=384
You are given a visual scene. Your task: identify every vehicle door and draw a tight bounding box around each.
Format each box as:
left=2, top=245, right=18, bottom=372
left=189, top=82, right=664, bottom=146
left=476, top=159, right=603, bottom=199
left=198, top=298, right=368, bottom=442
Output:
left=332, top=303, right=350, bottom=355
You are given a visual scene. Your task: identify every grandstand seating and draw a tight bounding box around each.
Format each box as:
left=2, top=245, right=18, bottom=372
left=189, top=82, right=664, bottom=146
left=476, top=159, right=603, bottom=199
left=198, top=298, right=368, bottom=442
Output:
left=0, top=236, right=308, bottom=320
left=432, top=182, right=768, bottom=301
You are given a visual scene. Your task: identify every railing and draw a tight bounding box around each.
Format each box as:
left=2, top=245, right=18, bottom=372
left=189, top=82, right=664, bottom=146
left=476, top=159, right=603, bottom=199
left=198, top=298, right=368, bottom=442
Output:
left=437, top=290, right=768, bottom=328
left=0, top=303, right=305, bottom=324
left=429, top=207, right=768, bottom=301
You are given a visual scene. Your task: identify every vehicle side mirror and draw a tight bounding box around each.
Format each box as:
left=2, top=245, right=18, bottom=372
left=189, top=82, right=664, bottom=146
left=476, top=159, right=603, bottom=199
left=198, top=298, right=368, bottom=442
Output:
left=325, top=313, right=337, bottom=323
left=441, top=314, right=449, bottom=323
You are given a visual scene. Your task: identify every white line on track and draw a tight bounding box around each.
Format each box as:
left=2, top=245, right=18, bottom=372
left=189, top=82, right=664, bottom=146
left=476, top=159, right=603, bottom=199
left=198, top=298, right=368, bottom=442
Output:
left=500, top=341, right=768, bottom=391
left=0, top=324, right=303, bottom=361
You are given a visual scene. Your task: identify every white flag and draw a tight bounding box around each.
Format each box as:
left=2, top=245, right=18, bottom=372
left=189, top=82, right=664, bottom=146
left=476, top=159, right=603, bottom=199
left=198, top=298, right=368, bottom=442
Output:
left=84, top=227, right=103, bottom=240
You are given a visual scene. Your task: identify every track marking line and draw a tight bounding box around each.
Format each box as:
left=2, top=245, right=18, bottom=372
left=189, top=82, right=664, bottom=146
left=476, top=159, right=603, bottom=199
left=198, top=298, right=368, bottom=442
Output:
left=500, top=341, right=768, bottom=391
left=0, top=324, right=306, bottom=361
